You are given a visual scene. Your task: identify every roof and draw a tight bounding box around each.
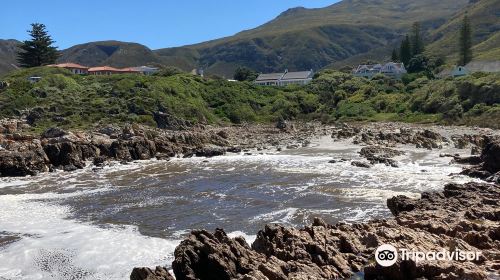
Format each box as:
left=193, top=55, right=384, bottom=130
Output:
left=282, top=71, right=313, bottom=80
left=88, top=66, right=123, bottom=72
left=255, top=73, right=285, bottom=81
left=51, top=63, right=89, bottom=69
left=132, top=66, right=159, bottom=71
left=465, top=61, right=500, bottom=73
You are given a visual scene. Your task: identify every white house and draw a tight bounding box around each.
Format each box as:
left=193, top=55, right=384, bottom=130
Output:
left=353, top=62, right=407, bottom=79
left=439, top=61, right=500, bottom=78
left=451, top=66, right=469, bottom=77
left=254, top=69, right=314, bottom=86
left=131, top=66, right=159, bottom=75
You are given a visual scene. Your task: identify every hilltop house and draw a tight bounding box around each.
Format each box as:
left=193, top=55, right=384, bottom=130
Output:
left=353, top=62, right=407, bottom=79
left=49, top=63, right=89, bottom=74
left=439, top=61, right=500, bottom=78
left=88, top=66, right=140, bottom=75
left=131, top=66, right=159, bottom=75
left=254, top=69, right=314, bottom=86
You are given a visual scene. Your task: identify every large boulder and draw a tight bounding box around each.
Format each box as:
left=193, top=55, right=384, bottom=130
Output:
left=481, top=140, right=500, bottom=174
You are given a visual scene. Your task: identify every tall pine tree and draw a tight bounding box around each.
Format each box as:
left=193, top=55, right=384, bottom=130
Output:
left=17, top=23, right=59, bottom=68
left=458, top=14, right=473, bottom=66
left=399, top=35, right=412, bottom=66
left=391, top=48, right=399, bottom=62
left=411, top=22, right=424, bottom=55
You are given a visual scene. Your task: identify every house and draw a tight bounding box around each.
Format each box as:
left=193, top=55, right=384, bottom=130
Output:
left=254, top=69, right=314, bottom=86
left=353, top=62, right=407, bottom=79
left=88, top=66, right=127, bottom=75
left=131, top=66, right=159, bottom=75
left=451, top=66, right=469, bottom=77
left=50, top=63, right=89, bottom=74
left=439, top=61, right=500, bottom=78
left=27, top=76, right=41, bottom=83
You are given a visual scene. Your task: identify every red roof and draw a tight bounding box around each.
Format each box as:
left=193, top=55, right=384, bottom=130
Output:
left=88, top=66, right=123, bottom=72
left=52, top=63, right=89, bottom=69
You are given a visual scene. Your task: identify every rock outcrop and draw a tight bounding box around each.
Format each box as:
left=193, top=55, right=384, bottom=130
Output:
left=132, top=181, right=500, bottom=280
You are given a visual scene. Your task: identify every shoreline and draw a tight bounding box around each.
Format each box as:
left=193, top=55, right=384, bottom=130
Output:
left=1, top=120, right=500, bottom=279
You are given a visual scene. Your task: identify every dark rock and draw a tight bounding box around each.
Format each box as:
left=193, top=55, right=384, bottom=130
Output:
left=153, top=112, right=192, bottom=131
left=276, top=117, right=287, bottom=130
left=481, top=140, right=500, bottom=174
left=26, top=108, right=45, bottom=125
left=351, top=161, right=372, bottom=168
left=195, top=147, right=225, bottom=158
left=452, top=155, right=483, bottom=165
left=0, top=150, right=49, bottom=177
left=41, top=127, right=67, bottom=139
left=130, top=266, right=175, bottom=280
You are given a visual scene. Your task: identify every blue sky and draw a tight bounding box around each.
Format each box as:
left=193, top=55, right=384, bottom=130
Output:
left=1, top=0, right=339, bottom=50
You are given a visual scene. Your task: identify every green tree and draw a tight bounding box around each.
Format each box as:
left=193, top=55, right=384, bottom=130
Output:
left=391, top=48, right=399, bottom=62
left=458, top=14, right=473, bottom=66
left=399, top=35, right=412, bottom=66
left=411, top=22, right=424, bottom=55
left=233, top=66, right=258, bottom=82
left=17, top=23, right=59, bottom=68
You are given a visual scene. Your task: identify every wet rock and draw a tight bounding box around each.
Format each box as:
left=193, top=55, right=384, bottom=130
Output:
left=351, top=161, right=372, bottom=168
left=130, top=266, right=175, bottom=280
left=481, top=139, right=500, bottom=174
left=0, top=149, right=49, bottom=177
left=139, top=182, right=499, bottom=280
left=359, top=146, right=403, bottom=167
left=195, top=147, right=225, bottom=158
left=452, top=155, right=483, bottom=165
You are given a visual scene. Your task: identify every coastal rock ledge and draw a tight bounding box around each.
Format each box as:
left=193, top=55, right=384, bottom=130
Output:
left=131, top=181, right=500, bottom=280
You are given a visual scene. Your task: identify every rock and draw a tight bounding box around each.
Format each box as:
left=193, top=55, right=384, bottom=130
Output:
left=481, top=140, right=500, bottom=174
left=130, top=266, right=175, bottom=280
left=351, top=161, right=372, bottom=168
left=26, top=108, right=45, bottom=125
left=42, top=127, right=68, bottom=139
left=155, top=154, right=171, bottom=161
left=0, top=149, right=49, bottom=177
left=217, top=130, right=229, bottom=139
left=195, top=147, right=225, bottom=158
left=153, top=112, right=192, bottom=131
left=452, top=155, right=483, bottom=165
left=359, top=146, right=403, bottom=167
left=141, top=182, right=499, bottom=280
left=276, top=117, right=287, bottom=130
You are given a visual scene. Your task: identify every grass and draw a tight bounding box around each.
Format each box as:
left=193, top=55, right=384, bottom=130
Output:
left=0, top=67, right=498, bottom=132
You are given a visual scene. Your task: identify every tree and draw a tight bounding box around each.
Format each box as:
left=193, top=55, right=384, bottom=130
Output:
left=391, top=48, right=399, bottom=62
left=233, top=66, right=258, bottom=82
left=399, top=35, right=412, bottom=66
left=458, top=14, right=473, bottom=66
left=407, top=54, right=430, bottom=73
left=411, top=22, right=424, bottom=55
left=17, top=23, right=59, bottom=68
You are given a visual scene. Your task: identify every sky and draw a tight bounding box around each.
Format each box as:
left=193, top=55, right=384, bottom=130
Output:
left=1, top=0, right=339, bottom=50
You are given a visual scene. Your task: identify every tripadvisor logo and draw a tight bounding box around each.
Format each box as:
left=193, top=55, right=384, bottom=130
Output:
left=375, top=244, right=482, bottom=267
left=375, top=244, right=398, bottom=267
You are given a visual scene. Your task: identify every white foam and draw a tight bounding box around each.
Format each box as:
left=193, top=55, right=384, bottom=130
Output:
left=0, top=191, right=180, bottom=280
left=227, top=231, right=257, bottom=245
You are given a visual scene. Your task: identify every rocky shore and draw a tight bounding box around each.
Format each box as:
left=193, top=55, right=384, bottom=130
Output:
left=2, top=119, right=500, bottom=279
left=123, top=123, right=499, bottom=280
left=0, top=119, right=328, bottom=177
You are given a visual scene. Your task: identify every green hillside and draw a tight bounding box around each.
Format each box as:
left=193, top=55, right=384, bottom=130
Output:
left=57, top=40, right=164, bottom=67
left=426, top=0, right=500, bottom=64
left=1, top=67, right=499, bottom=131
left=154, top=0, right=473, bottom=76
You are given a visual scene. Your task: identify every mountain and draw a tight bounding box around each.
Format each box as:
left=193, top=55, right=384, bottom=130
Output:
left=57, top=41, right=163, bottom=67
left=2, top=0, right=499, bottom=77
left=426, top=0, right=500, bottom=63
left=154, top=0, right=473, bottom=77
left=0, top=39, right=21, bottom=76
